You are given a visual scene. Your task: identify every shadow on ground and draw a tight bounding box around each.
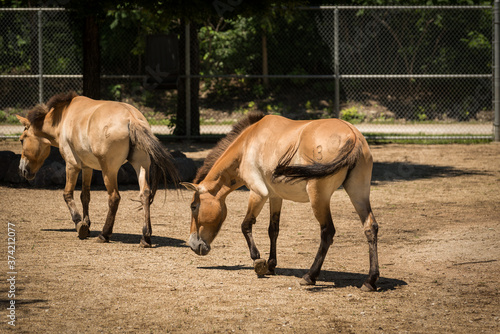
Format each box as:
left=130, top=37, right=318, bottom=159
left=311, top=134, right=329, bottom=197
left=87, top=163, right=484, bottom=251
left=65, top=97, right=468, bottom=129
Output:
left=197, top=265, right=406, bottom=291
left=40, top=228, right=187, bottom=248
left=372, top=161, right=488, bottom=184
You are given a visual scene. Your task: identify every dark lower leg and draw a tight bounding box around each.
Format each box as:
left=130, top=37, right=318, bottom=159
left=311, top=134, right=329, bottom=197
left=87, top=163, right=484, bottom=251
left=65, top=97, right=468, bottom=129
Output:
left=98, top=190, right=120, bottom=242
left=362, top=213, right=379, bottom=291
left=64, top=191, right=82, bottom=224
left=76, top=170, right=92, bottom=239
left=302, top=222, right=335, bottom=285
left=63, top=167, right=81, bottom=225
left=267, top=211, right=280, bottom=274
left=241, top=216, right=260, bottom=260
left=140, top=188, right=152, bottom=248
left=80, top=168, right=93, bottom=227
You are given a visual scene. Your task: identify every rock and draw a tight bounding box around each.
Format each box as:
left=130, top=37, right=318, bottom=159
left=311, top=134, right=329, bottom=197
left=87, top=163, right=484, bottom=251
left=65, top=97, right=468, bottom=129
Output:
left=118, top=162, right=138, bottom=184
left=28, top=159, right=66, bottom=188
left=4, top=155, right=28, bottom=185
left=49, top=161, right=66, bottom=185
left=0, top=151, right=16, bottom=181
left=0, top=148, right=197, bottom=186
left=174, top=156, right=197, bottom=183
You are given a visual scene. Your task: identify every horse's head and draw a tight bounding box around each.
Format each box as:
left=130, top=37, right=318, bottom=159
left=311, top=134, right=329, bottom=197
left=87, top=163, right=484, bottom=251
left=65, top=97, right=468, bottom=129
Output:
left=16, top=115, right=51, bottom=180
left=181, top=182, right=227, bottom=256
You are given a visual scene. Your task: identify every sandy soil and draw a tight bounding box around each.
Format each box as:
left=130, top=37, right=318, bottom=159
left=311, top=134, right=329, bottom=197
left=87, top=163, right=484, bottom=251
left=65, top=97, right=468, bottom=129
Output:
left=1, top=141, right=499, bottom=333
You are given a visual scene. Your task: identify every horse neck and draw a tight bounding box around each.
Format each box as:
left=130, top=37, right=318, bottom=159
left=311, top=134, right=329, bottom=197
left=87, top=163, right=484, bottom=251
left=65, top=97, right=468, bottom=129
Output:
left=38, top=110, right=61, bottom=147
left=203, top=141, right=245, bottom=199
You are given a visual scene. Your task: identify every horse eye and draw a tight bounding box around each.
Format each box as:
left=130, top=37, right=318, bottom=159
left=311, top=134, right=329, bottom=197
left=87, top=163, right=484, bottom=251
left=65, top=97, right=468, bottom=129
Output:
left=191, top=203, right=198, bottom=211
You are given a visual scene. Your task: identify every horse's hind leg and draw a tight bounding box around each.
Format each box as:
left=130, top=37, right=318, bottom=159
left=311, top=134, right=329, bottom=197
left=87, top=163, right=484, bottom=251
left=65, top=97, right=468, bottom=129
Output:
left=302, top=179, right=337, bottom=285
left=130, top=151, right=153, bottom=248
left=267, top=197, right=283, bottom=275
left=97, top=165, right=121, bottom=243
left=343, top=157, right=380, bottom=291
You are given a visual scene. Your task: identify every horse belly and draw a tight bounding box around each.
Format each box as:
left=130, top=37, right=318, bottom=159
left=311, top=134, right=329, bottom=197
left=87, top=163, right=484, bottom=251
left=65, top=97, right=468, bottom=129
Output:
left=78, top=152, right=102, bottom=170
left=269, top=181, right=310, bottom=203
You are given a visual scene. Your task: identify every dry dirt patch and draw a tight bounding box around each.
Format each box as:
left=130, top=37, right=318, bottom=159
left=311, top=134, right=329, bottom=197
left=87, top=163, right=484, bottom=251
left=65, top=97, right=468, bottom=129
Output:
left=1, top=143, right=499, bottom=333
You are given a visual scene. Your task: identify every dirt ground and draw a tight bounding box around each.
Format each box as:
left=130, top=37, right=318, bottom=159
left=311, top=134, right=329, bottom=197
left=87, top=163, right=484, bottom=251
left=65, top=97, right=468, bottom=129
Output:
left=1, top=140, right=499, bottom=333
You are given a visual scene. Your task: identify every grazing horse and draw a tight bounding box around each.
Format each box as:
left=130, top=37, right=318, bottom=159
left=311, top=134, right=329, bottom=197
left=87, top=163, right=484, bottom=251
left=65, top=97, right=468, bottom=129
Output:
left=17, top=92, right=179, bottom=247
left=181, top=112, right=379, bottom=290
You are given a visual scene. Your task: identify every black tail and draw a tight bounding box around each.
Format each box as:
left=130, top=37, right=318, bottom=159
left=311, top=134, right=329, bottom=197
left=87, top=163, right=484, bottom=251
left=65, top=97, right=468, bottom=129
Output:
left=272, top=137, right=361, bottom=182
left=129, top=121, right=180, bottom=204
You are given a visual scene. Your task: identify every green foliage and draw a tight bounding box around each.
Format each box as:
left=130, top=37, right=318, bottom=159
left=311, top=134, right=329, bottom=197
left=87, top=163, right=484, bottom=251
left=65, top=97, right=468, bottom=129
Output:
left=199, top=16, right=258, bottom=76
left=0, top=108, right=24, bottom=124
left=415, top=106, right=428, bottom=121
left=266, top=103, right=284, bottom=115
left=109, top=84, right=122, bottom=100
left=340, top=106, right=366, bottom=124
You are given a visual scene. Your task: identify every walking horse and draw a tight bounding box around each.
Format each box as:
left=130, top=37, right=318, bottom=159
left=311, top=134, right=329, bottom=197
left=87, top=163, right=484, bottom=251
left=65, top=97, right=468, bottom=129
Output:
left=17, top=92, right=179, bottom=247
left=182, top=112, right=379, bottom=290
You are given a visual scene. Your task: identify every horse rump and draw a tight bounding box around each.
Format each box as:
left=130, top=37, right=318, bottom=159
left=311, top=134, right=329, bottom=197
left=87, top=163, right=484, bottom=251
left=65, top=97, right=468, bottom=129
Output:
left=272, top=137, right=362, bottom=182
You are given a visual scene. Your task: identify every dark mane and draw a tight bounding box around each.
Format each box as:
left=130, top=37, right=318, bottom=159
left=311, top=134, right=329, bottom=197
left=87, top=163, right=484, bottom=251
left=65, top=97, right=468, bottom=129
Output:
left=26, top=104, right=49, bottom=130
left=193, top=112, right=266, bottom=183
left=27, top=91, right=78, bottom=129
left=46, top=91, right=78, bottom=112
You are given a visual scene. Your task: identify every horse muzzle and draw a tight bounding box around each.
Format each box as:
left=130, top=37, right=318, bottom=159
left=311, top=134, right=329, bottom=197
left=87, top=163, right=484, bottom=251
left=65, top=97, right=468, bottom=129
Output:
left=188, top=233, right=211, bottom=256
left=19, top=158, right=36, bottom=180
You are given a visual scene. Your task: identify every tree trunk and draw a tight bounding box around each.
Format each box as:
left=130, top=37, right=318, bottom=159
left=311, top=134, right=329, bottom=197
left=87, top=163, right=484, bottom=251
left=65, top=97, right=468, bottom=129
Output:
left=83, top=15, right=100, bottom=100
left=175, top=20, right=200, bottom=136
left=262, top=33, right=269, bottom=88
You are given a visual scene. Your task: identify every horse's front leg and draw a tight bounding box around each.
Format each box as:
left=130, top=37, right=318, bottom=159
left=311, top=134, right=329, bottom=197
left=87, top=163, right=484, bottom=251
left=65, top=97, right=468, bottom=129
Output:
left=241, top=191, right=267, bottom=274
left=63, top=165, right=88, bottom=239
left=76, top=167, right=93, bottom=239
left=267, top=197, right=283, bottom=275
left=97, top=167, right=120, bottom=243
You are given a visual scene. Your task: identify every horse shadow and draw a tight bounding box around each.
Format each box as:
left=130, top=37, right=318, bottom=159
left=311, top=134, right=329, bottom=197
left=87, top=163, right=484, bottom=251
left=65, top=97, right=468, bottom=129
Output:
left=197, top=265, right=406, bottom=291
left=40, top=228, right=187, bottom=248
left=371, top=161, right=489, bottom=184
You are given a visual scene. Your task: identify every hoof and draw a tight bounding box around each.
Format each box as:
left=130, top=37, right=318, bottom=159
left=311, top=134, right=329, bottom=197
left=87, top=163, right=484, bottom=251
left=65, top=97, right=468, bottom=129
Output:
left=254, top=259, right=268, bottom=276
left=96, top=234, right=109, bottom=243
left=360, top=281, right=377, bottom=292
left=300, top=274, right=316, bottom=286
left=140, top=239, right=152, bottom=248
left=76, top=222, right=89, bottom=240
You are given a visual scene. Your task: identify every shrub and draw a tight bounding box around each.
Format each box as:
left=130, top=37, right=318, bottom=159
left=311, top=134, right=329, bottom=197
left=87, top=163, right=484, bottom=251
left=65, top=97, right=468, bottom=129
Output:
left=340, top=106, right=366, bottom=124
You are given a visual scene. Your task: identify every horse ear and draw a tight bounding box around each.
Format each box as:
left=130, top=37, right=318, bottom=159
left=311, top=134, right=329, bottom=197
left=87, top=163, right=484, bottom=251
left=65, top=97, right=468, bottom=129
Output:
left=180, top=182, right=199, bottom=192
left=16, top=115, right=30, bottom=128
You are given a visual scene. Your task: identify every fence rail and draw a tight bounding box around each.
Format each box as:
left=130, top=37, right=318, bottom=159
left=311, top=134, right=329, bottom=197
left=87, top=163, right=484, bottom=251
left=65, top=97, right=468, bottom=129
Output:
left=0, top=5, right=498, bottom=140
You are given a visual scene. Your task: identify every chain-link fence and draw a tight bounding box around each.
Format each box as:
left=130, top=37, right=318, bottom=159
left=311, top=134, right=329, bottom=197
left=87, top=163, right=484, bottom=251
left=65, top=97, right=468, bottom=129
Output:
left=0, top=6, right=496, bottom=140
left=194, top=5, right=494, bottom=139
left=0, top=7, right=176, bottom=138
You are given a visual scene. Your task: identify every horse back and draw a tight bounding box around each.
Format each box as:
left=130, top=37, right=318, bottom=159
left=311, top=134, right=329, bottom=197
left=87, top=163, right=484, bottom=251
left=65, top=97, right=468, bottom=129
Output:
left=243, top=115, right=362, bottom=166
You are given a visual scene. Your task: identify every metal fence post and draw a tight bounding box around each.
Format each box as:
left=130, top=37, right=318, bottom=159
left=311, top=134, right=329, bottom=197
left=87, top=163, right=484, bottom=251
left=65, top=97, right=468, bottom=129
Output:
left=334, top=7, right=340, bottom=118
left=495, top=0, right=500, bottom=141
left=185, top=22, right=191, bottom=138
left=38, top=9, right=43, bottom=104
